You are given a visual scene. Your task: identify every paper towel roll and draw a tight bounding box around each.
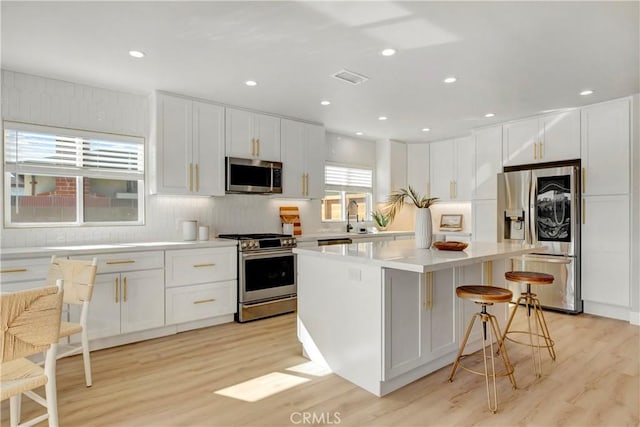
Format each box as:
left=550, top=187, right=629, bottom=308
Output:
left=183, top=220, right=197, bottom=241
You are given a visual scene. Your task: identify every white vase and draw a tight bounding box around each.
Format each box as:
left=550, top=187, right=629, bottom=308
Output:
left=415, top=208, right=433, bottom=249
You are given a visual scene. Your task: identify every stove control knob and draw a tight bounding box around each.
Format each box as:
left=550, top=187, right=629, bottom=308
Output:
left=241, top=242, right=247, bottom=249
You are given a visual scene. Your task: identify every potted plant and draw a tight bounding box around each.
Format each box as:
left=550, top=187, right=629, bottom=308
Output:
left=371, top=209, right=390, bottom=231
left=386, top=186, right=439, bottom=248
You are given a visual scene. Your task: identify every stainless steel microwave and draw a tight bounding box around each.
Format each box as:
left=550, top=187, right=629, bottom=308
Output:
left=225, top=157, right=283, bottom=194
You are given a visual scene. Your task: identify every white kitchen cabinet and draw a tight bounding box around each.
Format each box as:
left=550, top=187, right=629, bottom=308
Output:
left=503, top=110, right=580, bottom=166
left=376, top=140, right=407, bottom=203
left=153, top=93, right=225, bottom=196
left=281, top=119, right=325, bottom=198
left=71, top=251, right=165, bottom=340
left=383, top=268, right=457, bottom=380
left=430, top=136, right=474, bottom=202
left=407, top=143, right=430, bottom=197
left=472, top=199, right=498, bottom=243
left=582, top=195, right=630, bottom=308
left=474, top=126, right=502, bottom=200
left=226, top=107, right=281, bottom=161
left=581, top=98, right=630, bottom=196
left=165, top=247, right=237, bottom=325
left=0, top=257, right=51, bottom=292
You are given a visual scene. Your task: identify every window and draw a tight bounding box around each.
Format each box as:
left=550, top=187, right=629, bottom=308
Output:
left=4, top=122, right=145, bottom=226
left=321, top=164, right=372, bottom=222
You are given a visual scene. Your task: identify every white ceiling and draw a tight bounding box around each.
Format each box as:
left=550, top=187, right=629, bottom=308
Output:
left=1, top=1, right=638, bottom=143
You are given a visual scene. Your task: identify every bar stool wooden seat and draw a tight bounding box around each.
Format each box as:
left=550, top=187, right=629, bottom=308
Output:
left=501, top=271, right=556, bottom=377
left=448, top=285, right=516, bottom=413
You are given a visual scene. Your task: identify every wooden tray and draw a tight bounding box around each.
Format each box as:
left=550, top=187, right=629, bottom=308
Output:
left=432, top=241, right=468, bottom=251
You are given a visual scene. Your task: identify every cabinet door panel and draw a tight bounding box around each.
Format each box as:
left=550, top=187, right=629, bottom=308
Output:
left=157, top=95, right=192, bottom=194
left=193, top=101, right=225, bottom=196
left=581, top=99, right=630, bottom=196
left=306, top=124, right=325, bottom=199
left=120, top=269, right=165, bottom=334
left=166, top=280, right=236, bottom=325
left=166, top=247, right=236, bottom=287
left=408, top=143, right=430, bottom=197
left=474, top=126, right=502, bottom=199
left=430, top=140, right=454, bottom=201
left=455, top=136, right=475, bottom=201
left=254, top=113, right=281, bottom=161
left=81, top=273, right=121, bottom=340
left=473, top=199, right=497, bottom=243
left=582, top=195, right=630, bottom=307
left=281, top=119, right=305, bottom=197
left=541, top=110, right=580, bottom=162
left=426, top=269, right=457, bottom=358
left=503, top=118, right=538, bottom=166
left=225, top=108, right=254, bottom=158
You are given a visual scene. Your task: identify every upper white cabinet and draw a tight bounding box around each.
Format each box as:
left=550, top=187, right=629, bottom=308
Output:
left=376, top=140, right=407, bottom=203
left=473, top=126, right=502, bottom=200
left=153, top=93, right=225, bottom=196
left=580, top=98, right=630, bottom=196
left=430, top=136, right=474, bottom=202
left=407, top=143, right=430, bottom=197
left=503, top=110, right=580, bottom=166
left=226, top=108, right=281, bottom=161
left=281, top=119, right=325, bottom=198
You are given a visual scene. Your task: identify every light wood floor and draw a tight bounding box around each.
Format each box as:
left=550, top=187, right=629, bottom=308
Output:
left=2, top=309, right=638, bottom=426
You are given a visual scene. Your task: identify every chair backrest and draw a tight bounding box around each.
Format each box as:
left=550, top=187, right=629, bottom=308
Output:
left=0, top=285, right=63, bottom=363
left=47, top=256, right=98, bottom=305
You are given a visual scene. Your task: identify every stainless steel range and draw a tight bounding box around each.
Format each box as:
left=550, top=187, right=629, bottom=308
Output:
left=218, top=233, right=297, bottom=322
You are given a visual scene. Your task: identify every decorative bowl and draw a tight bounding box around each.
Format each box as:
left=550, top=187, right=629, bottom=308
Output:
left=432, top=241, right=468, bottom=251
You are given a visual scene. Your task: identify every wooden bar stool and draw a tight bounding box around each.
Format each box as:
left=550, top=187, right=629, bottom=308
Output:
left=501, top=271, right=556, bottom=377
left=448, top=285, right=516, bottom=413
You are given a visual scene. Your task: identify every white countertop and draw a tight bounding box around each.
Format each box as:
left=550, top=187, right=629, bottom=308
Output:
left=293, top=239, right=542, bottom=273
left=295, top=230, right=413, bottom=242
left=0, top=239, right=238, bottom=260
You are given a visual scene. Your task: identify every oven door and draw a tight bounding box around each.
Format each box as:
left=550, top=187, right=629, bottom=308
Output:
left=239, top=249, right=296, bottom=303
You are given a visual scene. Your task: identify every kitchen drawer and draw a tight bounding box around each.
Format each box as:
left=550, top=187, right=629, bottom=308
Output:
left=0, top=257, right=52, bottom=285
left=73, top=251, right=164, bottom=273
left=165, top=247, right=236, bottom=288
left=165, top=280, right=236, bottom=324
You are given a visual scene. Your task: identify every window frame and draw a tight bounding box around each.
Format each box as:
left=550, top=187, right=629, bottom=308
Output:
left=3, top=121, right=146, bottom=228
left=321, top=163, right=373, bottom=223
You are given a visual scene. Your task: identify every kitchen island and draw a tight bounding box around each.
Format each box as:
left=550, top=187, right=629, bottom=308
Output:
left=293, top=239, right=542, bottom=396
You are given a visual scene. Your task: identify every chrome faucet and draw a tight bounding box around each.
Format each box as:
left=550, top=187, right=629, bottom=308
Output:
left=346, top=200, right=359, bottom=232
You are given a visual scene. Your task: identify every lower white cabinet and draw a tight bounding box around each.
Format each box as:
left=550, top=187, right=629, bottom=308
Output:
left=383, top=268, right=457, bottom=380
left=166, top=281, right=236, bottom=325
left=165, top=247, right=237, bottom=325
left=0, top=257, right=51, bottom=292
left=582, top=194, right=630, bottom=307
left=71, top=251, right=165, bottom=340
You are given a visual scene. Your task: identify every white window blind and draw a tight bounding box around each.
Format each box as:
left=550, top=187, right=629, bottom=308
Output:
left=4, top=122, right=144, bottom=180
left=325, top=165, right=373, bottom=191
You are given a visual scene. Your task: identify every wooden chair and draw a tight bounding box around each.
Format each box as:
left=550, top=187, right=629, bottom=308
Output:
left=46, top=256, right=98, bottom=387
left=448, top=285, right=516, bottom=413
left=1, top=283, right=64, bottom=427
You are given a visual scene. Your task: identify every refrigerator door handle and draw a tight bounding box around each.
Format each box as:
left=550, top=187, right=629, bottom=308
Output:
left=528, top=172, right=536, bottom=245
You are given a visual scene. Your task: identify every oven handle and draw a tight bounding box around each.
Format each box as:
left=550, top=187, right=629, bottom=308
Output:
left=241, top=249, right=295, bottom=260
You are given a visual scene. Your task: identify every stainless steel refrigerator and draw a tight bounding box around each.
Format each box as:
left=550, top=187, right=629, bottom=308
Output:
left=497, top=161, right=582, bottom=313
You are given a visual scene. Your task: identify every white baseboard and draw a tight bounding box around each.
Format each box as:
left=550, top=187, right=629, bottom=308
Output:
left=583, top=300, right=631, bottom=322
left=630, top=311, right=640, bottom=326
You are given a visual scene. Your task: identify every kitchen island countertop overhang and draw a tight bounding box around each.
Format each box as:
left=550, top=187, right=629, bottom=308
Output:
left=293, top=239, right=544, bottom=397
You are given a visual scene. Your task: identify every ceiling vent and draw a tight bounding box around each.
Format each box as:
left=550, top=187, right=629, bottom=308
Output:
left=331, top=69, right=370, bottom=85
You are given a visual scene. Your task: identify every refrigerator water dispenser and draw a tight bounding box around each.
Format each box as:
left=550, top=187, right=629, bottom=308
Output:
left=504, top=210, right=525, bottom=240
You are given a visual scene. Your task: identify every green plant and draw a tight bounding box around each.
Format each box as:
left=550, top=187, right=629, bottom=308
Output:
left=385, top=186, right=439, bottom=223
left=371, top=209, right=390, bottom=228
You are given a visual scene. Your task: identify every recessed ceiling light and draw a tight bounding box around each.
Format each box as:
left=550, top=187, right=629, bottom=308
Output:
left=422, top=128, right=430, bottom=132
left=378, top=116, right=388, bottom=121
left=580, top=90, right=594, bottom=96
left=320, top=100, right=331, bottom=106
left=355, top=132, right=364, bottom=136
left=128, top=50, right=145, bottom=58
left=381, top=48, right=396, bottom=57
left=484, top=113, right=496, bottom=118
left=245, top=80, right=257, bottom=87
left=444, top=77, right=457, bottom=83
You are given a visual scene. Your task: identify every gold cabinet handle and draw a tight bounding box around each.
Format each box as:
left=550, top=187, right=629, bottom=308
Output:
left=256, top=138, right=260, bottom=157
left=453, top=181, right=457, bottom=199
left=423, top=272, right=433, bottom=309
left=195, top=163, right=200, bottom=192
left=115, top=277, right=119, bottom=303
left=449, top=181, right=454, bottom=199
left=305, top=173, right=309, bottom=196
left=0, top=268, right=27, bottom=273
left=582, top=167, right=586, bottom=194
left=193, top=263, right=216, bottom=268
left=193, top=298, right=216, bottom=305
left=582, top=199, right=586, bottom=225
left=301, top=173, right=306, bottom=195
left=106, top=260, right=135, bottom=265
left=189, top=163, right=193, bottom=192
left=123, top=276, right=127, bottom=303
left=533, top=142, right=538, bottom=159
left=251, top=138, right=255, bottom=156
left=539, top=141, right=544, bottom=159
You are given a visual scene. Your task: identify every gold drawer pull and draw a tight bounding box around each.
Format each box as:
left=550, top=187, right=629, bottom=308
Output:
left=106, top=260, right=136, bottom=265
left=1, top=268, right=28, bottom=273
left=115, top=277, right=119, bottom=303
left=193, top=298, right=216, bottom=304
left=193, top=263, right=216, bottom=268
